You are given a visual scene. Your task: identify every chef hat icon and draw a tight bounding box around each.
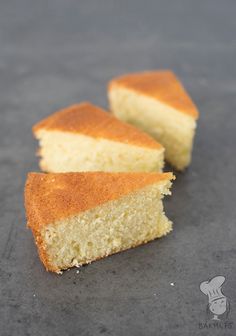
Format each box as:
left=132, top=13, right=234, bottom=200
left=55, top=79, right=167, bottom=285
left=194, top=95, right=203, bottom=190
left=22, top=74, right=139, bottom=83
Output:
left=200, top=276, right=226, bottom=303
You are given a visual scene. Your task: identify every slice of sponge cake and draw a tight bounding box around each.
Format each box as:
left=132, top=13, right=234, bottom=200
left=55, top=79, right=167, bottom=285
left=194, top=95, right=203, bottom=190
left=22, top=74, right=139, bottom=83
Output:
left=33, top=102, right=164, bottom=173
left=108, top=70, right=199, bottom=170
left=25, top=171, right=174, bottom=273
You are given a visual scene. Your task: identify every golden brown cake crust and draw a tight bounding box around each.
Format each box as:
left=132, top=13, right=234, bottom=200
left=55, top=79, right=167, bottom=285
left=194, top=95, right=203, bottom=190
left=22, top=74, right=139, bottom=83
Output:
left=25, top=172, right=174, bottom=231
left=108, top=70, right=199, bottom=119
left=33, top=102, right=162, bottom=149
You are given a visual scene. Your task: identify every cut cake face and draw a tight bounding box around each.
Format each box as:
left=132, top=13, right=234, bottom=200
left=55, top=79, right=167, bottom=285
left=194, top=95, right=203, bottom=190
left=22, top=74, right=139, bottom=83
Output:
left=108, top=70, right=199, bottom=170
left=25, top=172, right=174, bottom=273
left=33, top=102, right=164, bottom=173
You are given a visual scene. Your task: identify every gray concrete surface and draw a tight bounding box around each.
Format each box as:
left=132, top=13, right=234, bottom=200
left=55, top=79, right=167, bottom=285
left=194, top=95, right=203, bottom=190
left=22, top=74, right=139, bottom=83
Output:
left=0, top=0, right=236, bottom=335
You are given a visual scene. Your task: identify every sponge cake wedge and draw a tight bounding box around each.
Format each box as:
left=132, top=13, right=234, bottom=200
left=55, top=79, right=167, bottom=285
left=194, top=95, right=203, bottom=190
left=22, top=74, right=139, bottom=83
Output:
left=33, top=102, right=164, bottom=173
left=108, top=71, right=199, bottom=170
left=25, top=171, right=174, bottom=273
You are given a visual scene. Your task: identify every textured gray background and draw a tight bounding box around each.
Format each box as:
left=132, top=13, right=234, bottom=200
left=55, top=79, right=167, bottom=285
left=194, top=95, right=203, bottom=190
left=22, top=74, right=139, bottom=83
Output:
left=1, top=0, right=236, bottom=335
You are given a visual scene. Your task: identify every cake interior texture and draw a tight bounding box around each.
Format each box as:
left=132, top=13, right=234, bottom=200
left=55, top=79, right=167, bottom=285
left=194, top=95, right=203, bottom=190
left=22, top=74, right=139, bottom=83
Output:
left=109, top=87, right=197, bottom=170
left=31, top=180, right=172, bottom=273
left=36, top=129, right=164, bottom=172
